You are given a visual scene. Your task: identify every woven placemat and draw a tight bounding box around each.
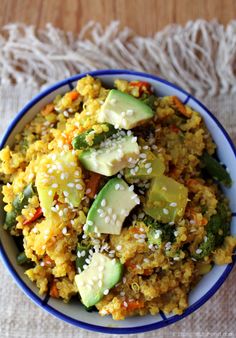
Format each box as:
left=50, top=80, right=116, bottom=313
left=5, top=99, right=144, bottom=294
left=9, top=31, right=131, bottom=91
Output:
left=0, top=21, right=236, bottom=338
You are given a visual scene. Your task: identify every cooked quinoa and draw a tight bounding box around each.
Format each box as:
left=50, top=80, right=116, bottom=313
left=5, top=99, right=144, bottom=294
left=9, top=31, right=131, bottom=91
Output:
left=0, top=75, right=235, bottom=320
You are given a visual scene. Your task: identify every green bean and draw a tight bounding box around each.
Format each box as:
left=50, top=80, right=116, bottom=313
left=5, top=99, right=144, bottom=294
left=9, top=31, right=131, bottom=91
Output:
left=202, top=152, right=232, bottom=187
left=16, top=251, right=30, bottom=265
left=72, top=123, right=116, bottom=150
left=5, top=183, right=35, bottom=230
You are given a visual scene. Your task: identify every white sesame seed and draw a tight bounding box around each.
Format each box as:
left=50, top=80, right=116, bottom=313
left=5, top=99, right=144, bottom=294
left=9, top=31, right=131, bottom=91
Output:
left=190, top=220, right=196, bottom=225
left=147, top=167, right=153, bottom=174
left=63, top=191, right=69, bottom=197
left=85, top=258, right=91, bottom=265
left=59, top=210, right=63, bottom=217
left=120, top=291, right=125, bottom=296
left=144, top=163, right=152, bottom=169
left=169, top=202, right=177, bottom=207
left=48, top=190, right=53, bottom=196
left=67, top=183, right=74, bottom=188
left=204, top=236, right=208, bottom=242
left=196, top=248, right=202, bottom=254
left=139, top=153, right=147, bottom=159
left=116, top=245, right=122, bottom=251
left=83, top=265, right=88, bottom=270
left=98, top=280, right=102, bottom=287
left=173, top=256, right=180, bottom=261
left=162, top=186, right=167, bottom=191
left=174, top=230, right=179, bottom=237
left=86, top=188, right=92, bottom=194
left=51, top=206, right=57, bottom=212
left=131, top=136, right=137, bottom=143
left=143, top=258, right=150, bottom=263
left=87, top=220, right=93, bottom=226
left=62, top=227, right=67, bottom=235
left=138, top=239, right=145, bottom=243
left=103, top=289, right=109, bottom=295
left=123, top=301, right=128, bottom=308
left=163, top=208, right=169, bottom=215
left=76, top=184, right=83, bottom=190
left=105, top=216, right=110, bottom=223
left=101, top=199, right=106, bottom=207
left=135, top=197, right=140, bottom=204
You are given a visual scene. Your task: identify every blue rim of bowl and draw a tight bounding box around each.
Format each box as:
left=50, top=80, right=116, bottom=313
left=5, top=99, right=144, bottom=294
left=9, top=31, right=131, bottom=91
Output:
left=0, top=69, right=235, bottom=334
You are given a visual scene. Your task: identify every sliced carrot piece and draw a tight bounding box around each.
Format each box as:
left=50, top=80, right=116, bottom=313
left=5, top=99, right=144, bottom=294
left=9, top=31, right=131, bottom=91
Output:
left=23, top=207, right=43, bottom=225
left=68, top=91, right=79, bottom=101
left=85, top=172, right=102, bottom=199
left=172, top=96, right=191, bottom=118
left=50, top=280, right=59, bottom=298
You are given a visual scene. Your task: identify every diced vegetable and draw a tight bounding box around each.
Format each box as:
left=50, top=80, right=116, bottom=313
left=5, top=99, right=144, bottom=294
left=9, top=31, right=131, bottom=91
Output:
left=193, top=202, right=231, bottom=260
left=36, top=151, right=85, bottom=218
left=144, top=175, right=188, bottom=223
left=85, top=172, right=102, bottom=199
left=144, top=215, right=175, bottom=246
left=23, top=207, right=43, bottom=225
left=16, top=251, right=30, bottom=265
left=5, top=183, right=35, bottom=230
left=124, top=149, right=165, bottom=182
left=202, top=152, right=232, bottom=187
left=72, top=123, right=116, bottom=149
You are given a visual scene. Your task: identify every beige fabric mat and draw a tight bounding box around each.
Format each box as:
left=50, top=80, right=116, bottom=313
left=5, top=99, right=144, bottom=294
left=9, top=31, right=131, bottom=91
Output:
left=0, top=87, right=235, bottom=338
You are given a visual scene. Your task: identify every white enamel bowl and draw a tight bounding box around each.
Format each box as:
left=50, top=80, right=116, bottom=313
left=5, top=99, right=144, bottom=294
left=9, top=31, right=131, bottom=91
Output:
left=0, top=70, right=235, bottom=334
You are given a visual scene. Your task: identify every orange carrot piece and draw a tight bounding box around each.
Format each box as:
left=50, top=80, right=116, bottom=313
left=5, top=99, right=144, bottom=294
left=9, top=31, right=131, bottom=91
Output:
left=86, top=172, right=102, bottom=198
left=172, top=96, right=191, bottom=117
left=69, top=91, right=79, bottom=101
left=41, top=103, right=54, bottom=116
left=127, top=300, right=144, bottom=311
left=130, top=81, right=152, bottom=95
left=50, top=280, right=59, bottom=298
left=23, top=207, right=43, bottom=225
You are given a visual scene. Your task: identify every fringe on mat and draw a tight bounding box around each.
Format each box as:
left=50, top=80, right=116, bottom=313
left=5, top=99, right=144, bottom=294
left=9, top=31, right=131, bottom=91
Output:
left=0, top=20, right=236, bottom=96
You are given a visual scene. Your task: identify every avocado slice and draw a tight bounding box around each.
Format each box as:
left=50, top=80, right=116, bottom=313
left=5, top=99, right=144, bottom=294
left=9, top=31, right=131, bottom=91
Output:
left=75, top=253, right=123, bottom=307
left=98, top=89, right=154, bottom=129
left=79, top=135, right=140, bottom=176
left=36, top=151, right=85, bottom=218
left=124, top=149, right=165, bottom=182
left=85, top=178, right=140, bottom=235
left=144, top=175, right=188, bottom=223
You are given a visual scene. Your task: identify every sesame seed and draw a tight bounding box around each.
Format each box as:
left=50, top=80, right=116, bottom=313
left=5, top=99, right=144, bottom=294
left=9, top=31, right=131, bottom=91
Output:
left=48, top=190, right=53, bottom=196
left=51, top=206, right=57, bottom=212
left=120, top=291, right=125, bottom=296
left=85, top=258, right=91, bottom=265
left=122, top=277, right=127, bottom=283
left=147, top=167, right=153, bottom=174
left=174, top=230, right=179, bottom=237
left=121, top=111, right=126, bottom=117
left=63, top=191, right=69, bottom=197
left=204, top=236, right=208, bottom=242
left=76, top=184, right=83, bottom=190
left=116, top=245, right=122, bottom=251
left=139, top=153, right=147, bottom=159
left=196, top=248, right=202, bottom=254
left=59, top=210, right=63, bottom=217
left=83, top=265, right=88, bottom=270
left=163, top=208, right=169, bottom=215
left=103, top=289, right=109, bottom=295
left=87, top=220, right=93, bottom=226
left=60, top=173, right=65, bottom=180
left=98, top=280, right=102, bottom=287
left=67, top=183, right=74, bottom=188
left=144, top=163, right=152, bottom=169
left=131, top=136, right=137, bottom=143
left=162, top=186, right=167, bottom=191
left=135, top=197, right=140, bottom=204
left=111, top=98, right=117, bottom=104
left=105, top=216, right=110, bottom=223
left=81, top=250, right=86, bottom=257
left=190, top=220, right=196, bottom=225
left=86, top=188, right=92, bottom=194
left=62, top=227, right=67, bottom=235
left=173, top=256, right=180, bottom=261
left=101, top=199, right=106, bottom=207
left=40, top=262, right=45, bottom=267
left=143, top=258, right=149, bottom=263
left=115, top=184, right=120, bottom=190
left=123, top=301, right=128, bottom=308
left=169, top=202, right=177, bottom=207
left=138, top=239, right=145, bottom=243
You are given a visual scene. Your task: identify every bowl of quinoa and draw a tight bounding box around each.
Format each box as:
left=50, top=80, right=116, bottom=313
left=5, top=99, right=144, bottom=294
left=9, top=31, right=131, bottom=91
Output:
left=0, top=70, right=236, bottom=334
